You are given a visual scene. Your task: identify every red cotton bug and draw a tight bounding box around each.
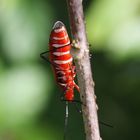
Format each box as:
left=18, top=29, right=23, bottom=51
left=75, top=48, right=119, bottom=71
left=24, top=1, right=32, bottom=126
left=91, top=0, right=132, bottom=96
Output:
left=41, top=21, right=80, bottom=101
left=40, top=21, right=81, bottom=140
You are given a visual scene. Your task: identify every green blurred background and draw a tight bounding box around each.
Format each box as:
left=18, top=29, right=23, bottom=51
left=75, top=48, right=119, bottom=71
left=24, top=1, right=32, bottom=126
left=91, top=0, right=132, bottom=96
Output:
left=0, top=0, right=140, bottom=140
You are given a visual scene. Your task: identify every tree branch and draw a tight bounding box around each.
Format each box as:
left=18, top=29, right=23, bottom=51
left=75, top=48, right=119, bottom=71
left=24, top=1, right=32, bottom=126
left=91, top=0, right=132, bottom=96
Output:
left=66, top=0, right=101, bottom=140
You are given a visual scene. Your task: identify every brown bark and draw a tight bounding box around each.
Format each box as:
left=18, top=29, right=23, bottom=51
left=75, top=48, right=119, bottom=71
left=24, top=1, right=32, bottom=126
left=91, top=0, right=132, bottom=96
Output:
left=66, top=0, right=101, bottom=140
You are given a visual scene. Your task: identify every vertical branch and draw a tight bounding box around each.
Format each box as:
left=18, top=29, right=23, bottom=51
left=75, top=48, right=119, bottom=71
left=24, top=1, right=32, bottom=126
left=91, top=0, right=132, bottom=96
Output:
left=66, top=0, right=101, bottom=140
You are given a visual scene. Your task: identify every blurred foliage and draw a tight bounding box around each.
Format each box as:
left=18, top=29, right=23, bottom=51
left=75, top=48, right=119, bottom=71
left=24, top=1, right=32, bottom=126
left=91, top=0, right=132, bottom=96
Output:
left=0, top=0, right=140, bottom=140
left=87, top=0, right=140, bottom=59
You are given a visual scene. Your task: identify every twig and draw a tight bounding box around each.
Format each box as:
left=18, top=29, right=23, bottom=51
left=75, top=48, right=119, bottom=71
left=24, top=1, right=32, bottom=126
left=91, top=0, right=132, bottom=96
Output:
left=66, top=0, right=101, bottom=140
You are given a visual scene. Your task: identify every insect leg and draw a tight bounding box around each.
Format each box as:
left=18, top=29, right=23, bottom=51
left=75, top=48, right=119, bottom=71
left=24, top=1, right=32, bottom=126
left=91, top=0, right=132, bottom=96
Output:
left=61, top=99, right=85, bottom=106
left=99, top=121, right=113, bottom=128
left=40, top=51, right=52, bottom=65
left=40, top=51, right=64, bottom=70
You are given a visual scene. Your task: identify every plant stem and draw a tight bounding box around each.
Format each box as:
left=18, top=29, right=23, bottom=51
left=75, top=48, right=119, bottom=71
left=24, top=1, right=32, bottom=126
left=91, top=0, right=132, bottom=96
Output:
left=66, top=0, right=101, bottom=140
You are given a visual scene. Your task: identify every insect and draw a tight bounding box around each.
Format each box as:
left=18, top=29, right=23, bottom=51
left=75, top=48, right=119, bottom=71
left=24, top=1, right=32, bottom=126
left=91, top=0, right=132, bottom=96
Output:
left=40, top=21, right=81, bottom=139
left=41, top=21, right=80, bottom=101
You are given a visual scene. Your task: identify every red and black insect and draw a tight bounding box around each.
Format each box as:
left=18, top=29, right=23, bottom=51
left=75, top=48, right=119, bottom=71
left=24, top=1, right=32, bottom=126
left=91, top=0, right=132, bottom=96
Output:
left=41, top=21, right=80, bottom=101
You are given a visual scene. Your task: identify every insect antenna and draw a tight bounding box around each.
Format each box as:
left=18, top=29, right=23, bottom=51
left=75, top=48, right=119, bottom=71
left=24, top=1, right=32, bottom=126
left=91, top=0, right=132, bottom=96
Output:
left=63, top=101, right=69, bottom=140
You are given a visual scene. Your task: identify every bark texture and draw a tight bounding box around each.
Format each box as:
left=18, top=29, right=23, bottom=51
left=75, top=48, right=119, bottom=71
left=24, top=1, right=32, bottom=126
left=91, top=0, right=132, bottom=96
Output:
left=66, top=0, right=101, bottom=140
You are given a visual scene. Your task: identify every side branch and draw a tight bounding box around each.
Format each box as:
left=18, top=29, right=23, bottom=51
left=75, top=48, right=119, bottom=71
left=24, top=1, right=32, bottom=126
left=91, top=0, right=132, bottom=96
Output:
left=66, top=0, right=101, bottom=140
